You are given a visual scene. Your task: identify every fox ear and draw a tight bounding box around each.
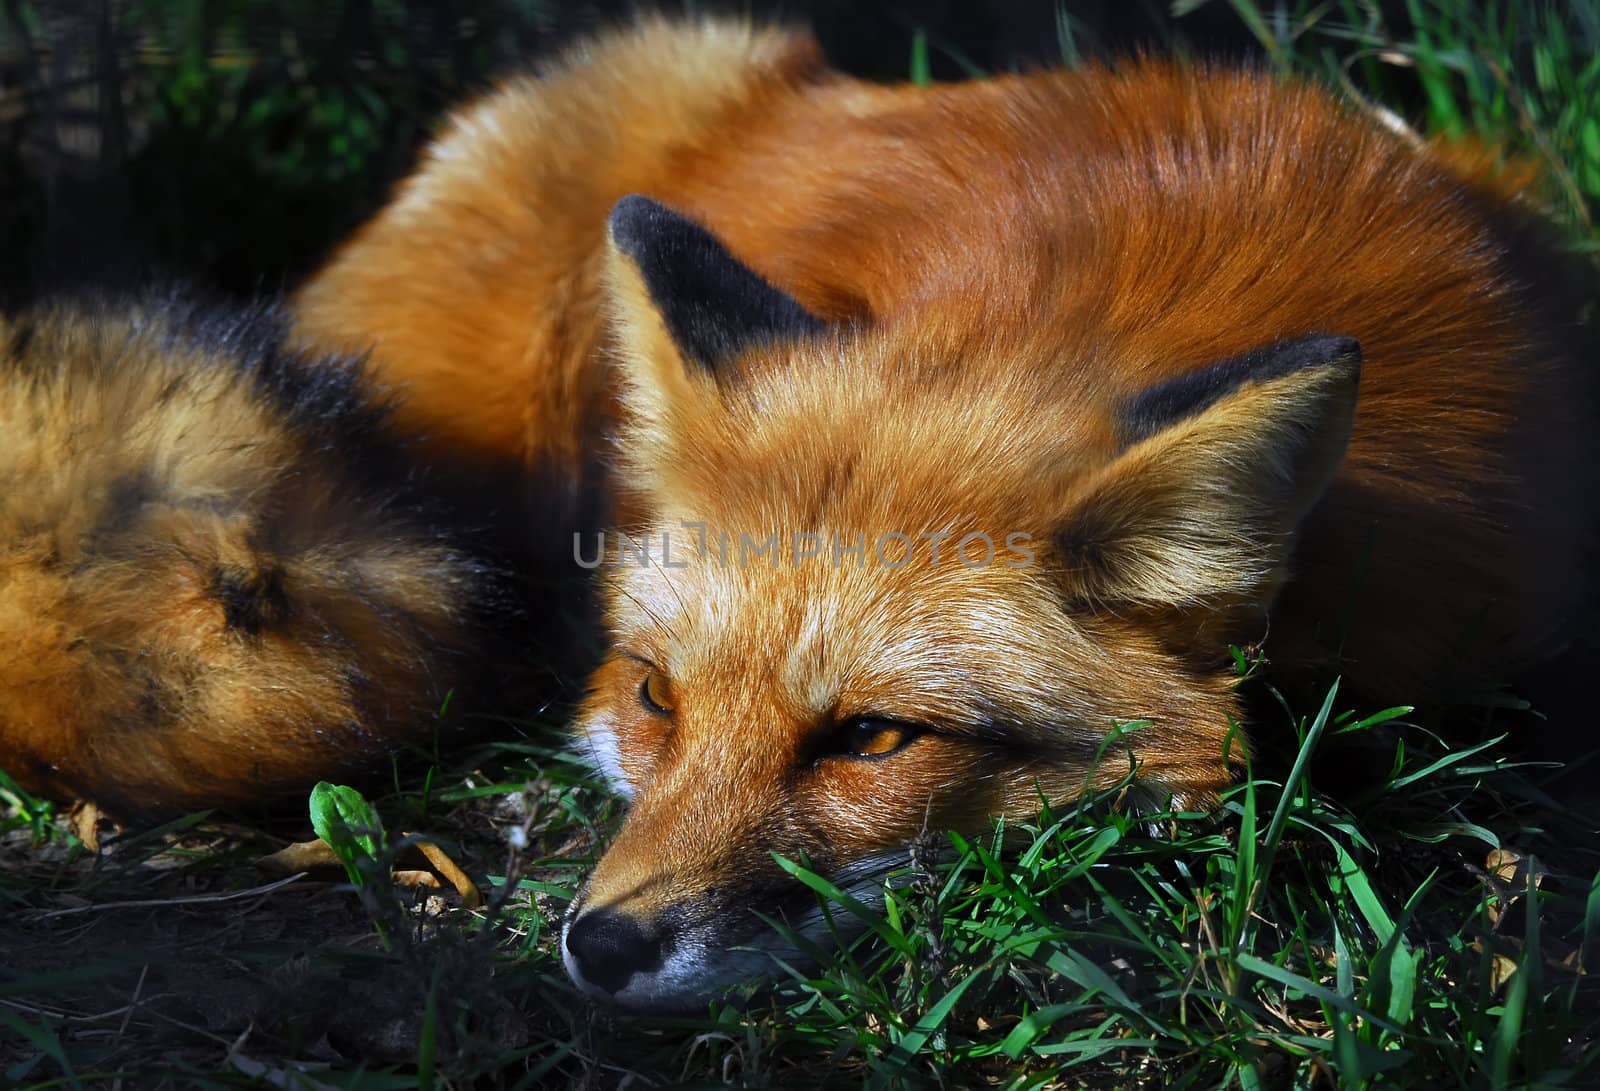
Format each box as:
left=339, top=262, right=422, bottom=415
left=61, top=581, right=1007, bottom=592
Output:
left=1055, top=334, right=1362, bottom=615
left=606, top=194, right=823, bottom=377
left=604, top=195, right=826, bottom=472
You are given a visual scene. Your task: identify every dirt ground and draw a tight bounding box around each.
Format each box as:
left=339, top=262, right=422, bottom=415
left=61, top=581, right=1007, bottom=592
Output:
left=0, top=809, right=593, bottom=1085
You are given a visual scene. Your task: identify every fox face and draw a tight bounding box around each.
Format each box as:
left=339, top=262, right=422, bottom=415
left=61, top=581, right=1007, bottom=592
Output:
left=561, top=196, right=1362, bottom=1007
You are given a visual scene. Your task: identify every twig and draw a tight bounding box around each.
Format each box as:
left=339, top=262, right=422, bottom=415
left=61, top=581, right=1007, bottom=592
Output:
left=115, top=963, right=148, bottom=1041
left=32, top=872, right=308, bottom=919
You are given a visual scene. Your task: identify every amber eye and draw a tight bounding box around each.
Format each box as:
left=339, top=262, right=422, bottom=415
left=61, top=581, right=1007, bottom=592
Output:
left=842, top=719, right=919, bottom=759
left=639, top=669, right=674, bottom=715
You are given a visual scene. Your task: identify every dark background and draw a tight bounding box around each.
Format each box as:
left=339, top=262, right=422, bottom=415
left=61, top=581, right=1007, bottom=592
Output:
left=0, top=1, right=1311, bottom=310
left=2, top=1, right=1593, bottom=311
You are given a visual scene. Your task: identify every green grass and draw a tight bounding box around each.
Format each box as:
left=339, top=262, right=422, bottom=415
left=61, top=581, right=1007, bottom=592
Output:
left=4, top=2, right=1600, bottom=1087
left=1173, top=0, right=1600, bottom=242
left=5, top=691, right=1598, bottom=1087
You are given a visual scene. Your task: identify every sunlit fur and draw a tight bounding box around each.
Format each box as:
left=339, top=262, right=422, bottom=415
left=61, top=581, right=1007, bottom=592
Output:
left=292, top=17, right=825, bottom=492
left=16, top=16, right=1588, bottom=1005
left=284, top=17, right=1596, bottom=1006
left=0, top=297, right=492, bottom=819
left=412, top=21, right=1587, bottom=1004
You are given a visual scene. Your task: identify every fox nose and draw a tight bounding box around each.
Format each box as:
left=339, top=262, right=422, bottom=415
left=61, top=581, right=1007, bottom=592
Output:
left=564, top=908, right=666, bottom=995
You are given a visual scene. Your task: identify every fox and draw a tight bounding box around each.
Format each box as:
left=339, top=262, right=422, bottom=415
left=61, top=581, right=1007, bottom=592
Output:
left=2, top=16, right=1594, bottom=1008
left=0, top=295, right=514, bottom=819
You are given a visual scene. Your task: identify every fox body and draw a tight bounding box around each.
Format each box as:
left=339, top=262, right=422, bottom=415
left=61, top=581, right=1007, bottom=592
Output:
left=1, top=19, right=1592, bottom=1007
left=0, top=298, right=497, bottom=819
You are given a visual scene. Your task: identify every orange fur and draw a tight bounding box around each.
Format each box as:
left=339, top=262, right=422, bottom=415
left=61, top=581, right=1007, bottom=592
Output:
left=5, top=16, right=1590, bottom=1006
left=292, top=19, right=828, bottom=489
left=291, top=18, right=1594, bottom=1006
left=0, top=299, right=492, bottom=818
left=296, top=21, right=1590, bottom=706
left=300, top=18, right=1592, bottom=1007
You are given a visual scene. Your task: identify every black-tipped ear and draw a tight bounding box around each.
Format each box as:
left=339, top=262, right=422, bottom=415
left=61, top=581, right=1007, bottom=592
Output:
left=608, top=194, right=825, bottom=370
left=1052, top=335, right=1362, bottom=614
left=1121, top=334, right=1363, bottom=445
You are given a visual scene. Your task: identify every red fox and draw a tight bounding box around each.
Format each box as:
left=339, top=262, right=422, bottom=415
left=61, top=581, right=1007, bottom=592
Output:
left=0, top=295, right=507, bottom=819
left=1, top=17, right=1593, bottom=1008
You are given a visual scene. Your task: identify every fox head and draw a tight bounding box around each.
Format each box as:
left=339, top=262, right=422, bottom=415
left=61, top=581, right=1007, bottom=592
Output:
left=561, top=195, right=1361, bottom=1008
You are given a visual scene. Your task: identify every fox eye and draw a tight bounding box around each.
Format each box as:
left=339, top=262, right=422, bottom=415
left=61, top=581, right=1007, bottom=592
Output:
left=841, top=719, right=919, bottom=759
left=639, top=668, right=674, bottom=715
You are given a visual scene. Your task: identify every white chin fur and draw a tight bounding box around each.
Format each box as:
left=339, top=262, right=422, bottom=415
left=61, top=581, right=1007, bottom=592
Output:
left=577, top=715, right=633, bottom=798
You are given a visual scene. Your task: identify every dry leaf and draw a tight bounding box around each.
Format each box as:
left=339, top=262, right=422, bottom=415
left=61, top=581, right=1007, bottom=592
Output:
left=257, top=838, right=342, bottom=874
left=67, top=800, right=103, bottom=853
left=391, top=869, right=443, bottom=889
left=1486, top=848, right=1546, bottom=890
left=409, top=835, right=482, bottom=909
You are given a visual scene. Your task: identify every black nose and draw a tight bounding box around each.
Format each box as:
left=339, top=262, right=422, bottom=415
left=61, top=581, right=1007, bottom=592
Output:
left=565, top=908, right=666, bottom=994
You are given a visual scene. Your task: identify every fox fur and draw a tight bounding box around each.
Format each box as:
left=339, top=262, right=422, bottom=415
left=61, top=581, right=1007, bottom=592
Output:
left=2, top=17, right=1594, bottom=1007
left=0, top=297, right=497, bottom=819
